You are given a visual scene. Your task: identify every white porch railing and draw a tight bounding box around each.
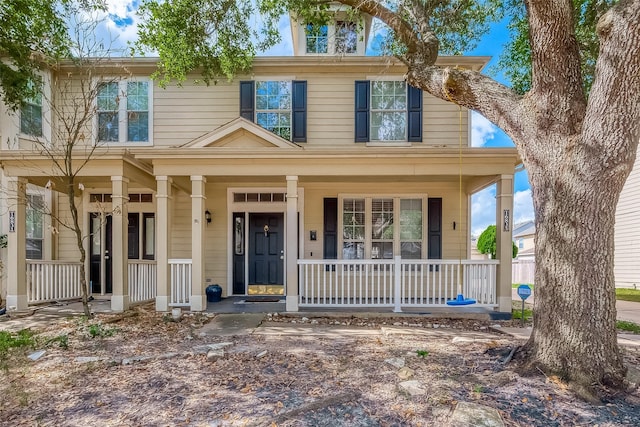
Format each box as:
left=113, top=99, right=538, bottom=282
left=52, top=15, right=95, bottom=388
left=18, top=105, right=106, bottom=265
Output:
left=169, top=259, right=192, bottom=307
left=128, top=260, right=157, bottom=304
left=298, top=257, right=499, bottom=310
left=26, top=260, right=84, bottom=304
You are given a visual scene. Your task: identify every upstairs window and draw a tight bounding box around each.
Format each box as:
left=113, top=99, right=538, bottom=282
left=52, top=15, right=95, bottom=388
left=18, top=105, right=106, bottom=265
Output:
left=256, top=81, right=292, bottom=141
left=240, top=80, right=307, bottom=142
left=97, top=80, right=151, bottom=144
left=371, top=81, right=407, bottom=141
left=20, top=84, right=43, bottom=137
left=97, top=82, right=119, bottom=142
left=355, top=80, right=423, bottom=143
left=335, top=21, right=357, bottom=54
left=306, top=24, right=328, bottom=53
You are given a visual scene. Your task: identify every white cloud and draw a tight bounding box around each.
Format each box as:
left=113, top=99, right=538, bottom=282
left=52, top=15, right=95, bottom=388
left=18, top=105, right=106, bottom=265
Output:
left=471, top=185, right=496, bottom=236
left=471, top=111, right=497, bottom=147
left=105, top=0, right=133, bottom=17
left=514, top=189, right=535, bottom=224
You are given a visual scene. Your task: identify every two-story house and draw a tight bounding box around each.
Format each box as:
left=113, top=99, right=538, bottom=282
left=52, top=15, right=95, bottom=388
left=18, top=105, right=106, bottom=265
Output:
left=0, top=9, right=520, bottom=316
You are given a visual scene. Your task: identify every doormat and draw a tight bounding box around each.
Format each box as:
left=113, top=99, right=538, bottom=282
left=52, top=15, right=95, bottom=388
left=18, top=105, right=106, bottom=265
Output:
left=244, top=298, right=283, bottom=303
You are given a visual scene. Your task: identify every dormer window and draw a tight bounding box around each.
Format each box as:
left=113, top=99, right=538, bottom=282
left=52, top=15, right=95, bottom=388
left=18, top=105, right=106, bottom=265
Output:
left=304, top=20, right=358, bottom=55
left=306, top=24, right=328, bottom=54
left=335, top=21, right=357, bottom=54
left=293, top=7, right=371, bottom=57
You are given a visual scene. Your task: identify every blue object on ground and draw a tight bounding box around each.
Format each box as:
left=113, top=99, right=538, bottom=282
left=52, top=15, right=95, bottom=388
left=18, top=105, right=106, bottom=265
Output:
left=446, top=294, right=476, bottom=306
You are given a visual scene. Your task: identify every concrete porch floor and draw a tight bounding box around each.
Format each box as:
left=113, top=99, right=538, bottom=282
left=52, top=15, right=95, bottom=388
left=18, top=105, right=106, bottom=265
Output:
left=206, top=296, right=499, bottom=320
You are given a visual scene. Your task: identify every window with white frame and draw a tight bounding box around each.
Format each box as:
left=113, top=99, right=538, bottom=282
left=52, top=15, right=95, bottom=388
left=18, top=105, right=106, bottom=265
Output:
left=342, top=198, right=365, bottom=259
left=255, top=81, right=292, bottom=141
left=26, top=194, right=44, bottom=259
left=371, top=81, right=407, bottom=141
left=341, top=197, right=424, bottom=259
left=97, top=80, right=151, bottom=144
left=400, top=199, right=423, bottom=259
left=306, top=24, right=328, bottom=53
left=335, top=21, right=357, bottom=53
left=20, top=83, right=43, bottom=137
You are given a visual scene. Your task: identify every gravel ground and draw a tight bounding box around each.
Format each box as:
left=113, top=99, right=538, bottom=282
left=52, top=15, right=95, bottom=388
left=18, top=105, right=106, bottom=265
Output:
left=1, top=305, right=639, bottom=426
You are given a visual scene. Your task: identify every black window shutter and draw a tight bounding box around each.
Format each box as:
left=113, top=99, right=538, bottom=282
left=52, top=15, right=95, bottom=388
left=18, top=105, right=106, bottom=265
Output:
left=292, top=80, right=307, bottom=142
left=428, top=198, right=442, bottom=259
left=323, top=198, right=338, bottom=260
left=239, top=81, right=255, bottom=121
left=354, top=80, right=370, bottom=142
left=407, top=84, right=422, bottom=142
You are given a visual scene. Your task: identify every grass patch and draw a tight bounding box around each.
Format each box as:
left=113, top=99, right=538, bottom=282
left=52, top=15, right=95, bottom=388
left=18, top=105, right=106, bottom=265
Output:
left=0, top=329, right=36, bottom=355
left=86, top=323, right=117, bottom=338
left=616, top=320, right=640, bottom=334
left=615, top=288, right=640, bottom=303
left=512, top=307, right=533, bottom=321
left=0, top=329, right=37, bottom=370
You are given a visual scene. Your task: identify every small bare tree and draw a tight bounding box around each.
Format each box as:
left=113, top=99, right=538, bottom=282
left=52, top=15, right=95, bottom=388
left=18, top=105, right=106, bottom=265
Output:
left=12, top=6, right=130, bottom=317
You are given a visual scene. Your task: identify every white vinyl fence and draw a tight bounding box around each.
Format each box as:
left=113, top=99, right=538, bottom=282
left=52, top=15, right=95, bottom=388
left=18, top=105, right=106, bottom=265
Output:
left=512, top=260, right=535, bottom=284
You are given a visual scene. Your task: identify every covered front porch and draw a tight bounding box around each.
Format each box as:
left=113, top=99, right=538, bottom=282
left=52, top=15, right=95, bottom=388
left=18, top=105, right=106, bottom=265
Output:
left=2, top=135, right=519, bottom=316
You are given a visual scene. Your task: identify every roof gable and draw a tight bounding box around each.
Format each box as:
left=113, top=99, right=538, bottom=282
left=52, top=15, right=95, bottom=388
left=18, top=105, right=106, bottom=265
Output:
left=182, top=117, right=302, bottom=149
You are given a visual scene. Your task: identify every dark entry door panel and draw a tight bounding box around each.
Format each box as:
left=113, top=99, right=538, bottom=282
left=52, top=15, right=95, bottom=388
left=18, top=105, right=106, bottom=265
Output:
left=89, top=213, right=112, bottom=294
left=249, top=213, right=284, bottom=286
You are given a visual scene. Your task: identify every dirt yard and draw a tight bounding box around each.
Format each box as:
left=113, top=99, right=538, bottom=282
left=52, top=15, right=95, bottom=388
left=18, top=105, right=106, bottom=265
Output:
left=1, top=305, right=639, bottom=426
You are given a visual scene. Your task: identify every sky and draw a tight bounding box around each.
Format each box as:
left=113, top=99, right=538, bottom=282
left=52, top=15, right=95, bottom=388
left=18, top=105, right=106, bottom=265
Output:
left=98, top=1, right=535, bottom=236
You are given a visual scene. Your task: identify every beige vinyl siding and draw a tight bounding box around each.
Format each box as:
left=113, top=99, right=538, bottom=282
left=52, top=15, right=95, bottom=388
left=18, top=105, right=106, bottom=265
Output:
left=56, top=192, right=82, bottom=261
left=306, top=74, right=359, bottom=146
left=170, top=191, right=193, bottom=259
left=615, top=154, right=640, bottom=287
left=153, top=80, right=239, bottom=146
left=424, top=96, right=469, bottom=146
left=152, top=72, right=468, bottom=148
left=202, top=183, right=228, bottom=287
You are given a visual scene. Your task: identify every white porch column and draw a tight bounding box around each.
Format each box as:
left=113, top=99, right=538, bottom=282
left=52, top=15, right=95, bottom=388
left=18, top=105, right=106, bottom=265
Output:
left=111, top=176, right=129, bottom=312
left=190, top=176, right=207, bottom=311
left=155, top=176, right=172, bottom=311
left=285, top=176, right=299, bottom=311
left=6, top=177, right=28, bottom=310
left=496, top=174, right=515, bottom=313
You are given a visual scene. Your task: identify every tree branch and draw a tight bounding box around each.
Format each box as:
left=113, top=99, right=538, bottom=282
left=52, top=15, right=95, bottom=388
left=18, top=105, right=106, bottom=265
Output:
left=407, top=65, right=525, bottom=149
left=581, top=0, right=640, bottom=175
left=526, top=0, right=586, bottom=132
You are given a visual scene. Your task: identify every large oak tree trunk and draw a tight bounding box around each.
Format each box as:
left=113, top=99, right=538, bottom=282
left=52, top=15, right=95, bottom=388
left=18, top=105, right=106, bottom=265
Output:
left=525, top=150, right=627, bottom=391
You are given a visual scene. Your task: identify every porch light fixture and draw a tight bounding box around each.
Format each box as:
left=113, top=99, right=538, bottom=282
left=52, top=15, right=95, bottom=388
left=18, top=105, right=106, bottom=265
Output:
left=205, top=210, right=212, bottom=224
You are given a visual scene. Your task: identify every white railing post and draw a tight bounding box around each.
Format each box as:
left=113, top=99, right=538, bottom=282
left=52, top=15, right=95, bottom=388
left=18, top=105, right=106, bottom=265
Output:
left=393, top=256, right=402, bottom=312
